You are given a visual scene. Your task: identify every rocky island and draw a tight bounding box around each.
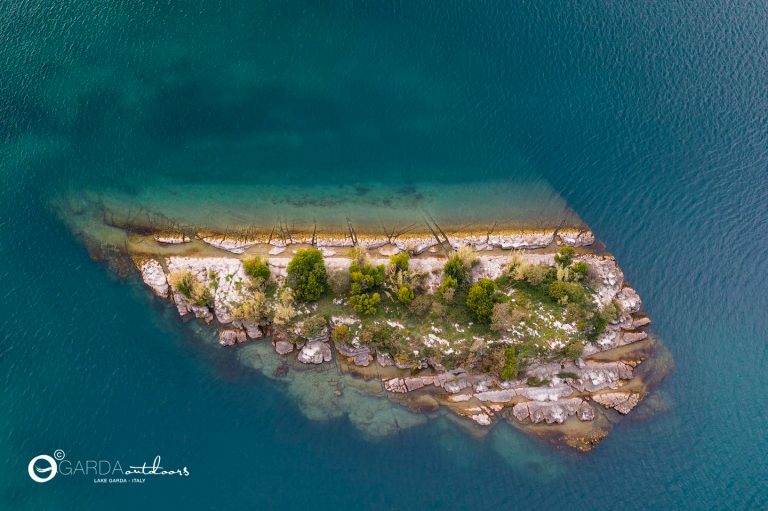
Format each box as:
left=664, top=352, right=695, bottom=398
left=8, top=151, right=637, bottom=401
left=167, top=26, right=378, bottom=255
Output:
left=54, top=185, right=670, bottom=452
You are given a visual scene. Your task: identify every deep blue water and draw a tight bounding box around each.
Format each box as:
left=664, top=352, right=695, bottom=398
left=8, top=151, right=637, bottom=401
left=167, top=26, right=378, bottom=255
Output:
left=1, top=1, right=767, bottom=509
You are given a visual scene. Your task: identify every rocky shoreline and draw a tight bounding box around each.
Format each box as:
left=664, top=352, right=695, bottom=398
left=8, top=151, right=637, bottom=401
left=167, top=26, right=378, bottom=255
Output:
left=114, top=224, right=669, bottom=452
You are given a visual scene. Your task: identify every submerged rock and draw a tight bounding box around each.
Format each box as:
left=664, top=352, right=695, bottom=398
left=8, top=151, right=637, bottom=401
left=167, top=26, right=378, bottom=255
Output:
left=274, top=340, right=295, bottom=355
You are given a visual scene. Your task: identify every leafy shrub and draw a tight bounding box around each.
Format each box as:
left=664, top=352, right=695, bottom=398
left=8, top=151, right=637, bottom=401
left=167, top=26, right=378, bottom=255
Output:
left=409, top=294, right=432, bottom=316
left=272, top=287, right=296, bottom=325
left=349, top=261, right=384, bottom=295
left=396, top=285, right=415, bottom=305
left=384, top=252, right=422, bottom=297
left=243, top=257, right=270, bottom=284
left=287, top=249, right=328, bottom=301
left=328, top=269, right=351, bottom=296
left=359, top=323, right=406, bottom=356
left=332, top=324, right=350, bottom=343
left=571, top=261, right=589, bottom=280
left=440, top=283, right=456, bottom=304
left=499, top=347, right=519, bottom=381
left=439, top=274, right=458, bottom=293
left=490, top=302, right=514, bottom=333
left=554, top=246, right=576, bottom=267
left=455, top=246, right=478, bottom=267
left=169, top=271, right=214, bottom=307
left=513, top=263, right=549, bottom=286
left=389, top=252, right=410, bottom=272
left=443, top=252, right=473, bottom=289
left=548, top=280, right=587, bottom=304
left=466, top=279, right=497, bottom=323
left=599, top=301, right=620, bottom=324
left=347, top=251, right=385, bottom=314
left=231, top=291, right=270, bottom=323
left=562, top=340, right=585, bottom=360
left=169, top=271, right=196, bottom=299
left=526, top=376, right=550, bottom=387
left=300, top=315, right=327, bottom=339
left=349, top=292, right=381, bottom=315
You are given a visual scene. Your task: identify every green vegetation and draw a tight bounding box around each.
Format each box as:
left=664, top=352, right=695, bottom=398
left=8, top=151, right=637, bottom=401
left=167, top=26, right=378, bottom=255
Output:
left=272, top=287, right=296, bottom=325
left=231, top=291, right=270, bottom=323
left=526, top=376, right=550, bottom=387
left=258, top=244, right=617, bottom=384
left=554, top=246, right=576, bottom=267
left=349, top=292, right=381, bottom=315
left=359, top=323, right=408, bottom=357
left=169, top=271, right=214, bottom=307
left=389, top=252, right=410, bottom=272
left=286, top=249, right=328, bottom=301
left=396, top=285, right=415, bottom=305
left=300, top=315, right=327, bottom=339
left=465, top=279, right=498, bottom=323
left=243, top=257, right=270, bottom=286
left=332, top=324, right=350, bottom=343
left=347, top=249, right=385, bottom=315
left=499, top=347, right=519, bottom=381
left=384, top=252, right=421, bottom=305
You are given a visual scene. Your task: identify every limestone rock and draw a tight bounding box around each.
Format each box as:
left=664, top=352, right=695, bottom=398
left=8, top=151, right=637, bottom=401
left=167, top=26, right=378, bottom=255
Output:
left=621, top=331, right=648, bottom=345
left=577, top=401, right=596, bottom=421
left=274, top=340, right=295, bottom=355
left=377, top=245, right=401, bottom=256
left=139, top=259, right=169, bottom=298
left=243, top=321, right=264, bottom=339
left=376, top=351, right=394, bottom=367
left=474, top=389, right=517, bottom=403
left=569, top=361, right=634, bottom=392
left=592, top=392, right=641, bottom=414
left=298, top=341, right=331, bottom=364
left=189, top=304, right=214, bottom=323
left=154, top=233, right=190, bottom=244
left=200, top=236, right=256, bottom=254
left=511, top=398, right=584, bottom=424
left=558, top=230, right=595, bottom=247
left=335, top=343, right=371, bottom=366
left=616, top=287, right=642, bottom=313
left=172, top=292, right=190, bottom=316
left=219, top=329, right=247, bottom=346
left=631, top=317, right=652, bottom=329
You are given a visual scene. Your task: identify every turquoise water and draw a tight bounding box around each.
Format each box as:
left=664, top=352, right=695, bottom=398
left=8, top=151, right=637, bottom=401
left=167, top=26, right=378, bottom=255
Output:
left=1, top=1, right=767, bottom=509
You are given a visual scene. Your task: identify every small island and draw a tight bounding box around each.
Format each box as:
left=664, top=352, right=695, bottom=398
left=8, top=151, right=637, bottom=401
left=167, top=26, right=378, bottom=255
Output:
left=55, top=188, right=670, bottom=451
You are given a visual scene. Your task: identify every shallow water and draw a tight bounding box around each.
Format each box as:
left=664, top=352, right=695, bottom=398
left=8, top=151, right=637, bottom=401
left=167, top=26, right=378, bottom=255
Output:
left=1, top=1, right=767, bottom=509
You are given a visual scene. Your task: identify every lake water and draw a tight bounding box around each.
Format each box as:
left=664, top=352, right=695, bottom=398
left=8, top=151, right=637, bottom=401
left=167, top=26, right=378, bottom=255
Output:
left=1, top=1, right=766, bottom=509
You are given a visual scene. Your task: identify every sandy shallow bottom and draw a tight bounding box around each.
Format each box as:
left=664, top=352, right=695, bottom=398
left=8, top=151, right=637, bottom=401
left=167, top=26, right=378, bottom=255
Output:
left=53, top=179, right=586, bottom=237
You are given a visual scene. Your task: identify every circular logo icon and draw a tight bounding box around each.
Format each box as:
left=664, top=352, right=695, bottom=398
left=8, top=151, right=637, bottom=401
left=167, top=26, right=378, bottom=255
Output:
left=28, top=454, right=58, bottom=483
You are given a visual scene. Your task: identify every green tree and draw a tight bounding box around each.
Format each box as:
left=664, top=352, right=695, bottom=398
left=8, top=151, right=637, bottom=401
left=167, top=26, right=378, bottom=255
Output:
left=443, top=254, right=471, bottom=288
left=286, top=249, right=328, bottom=301
left=466, top=278, right=497, bottom=323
